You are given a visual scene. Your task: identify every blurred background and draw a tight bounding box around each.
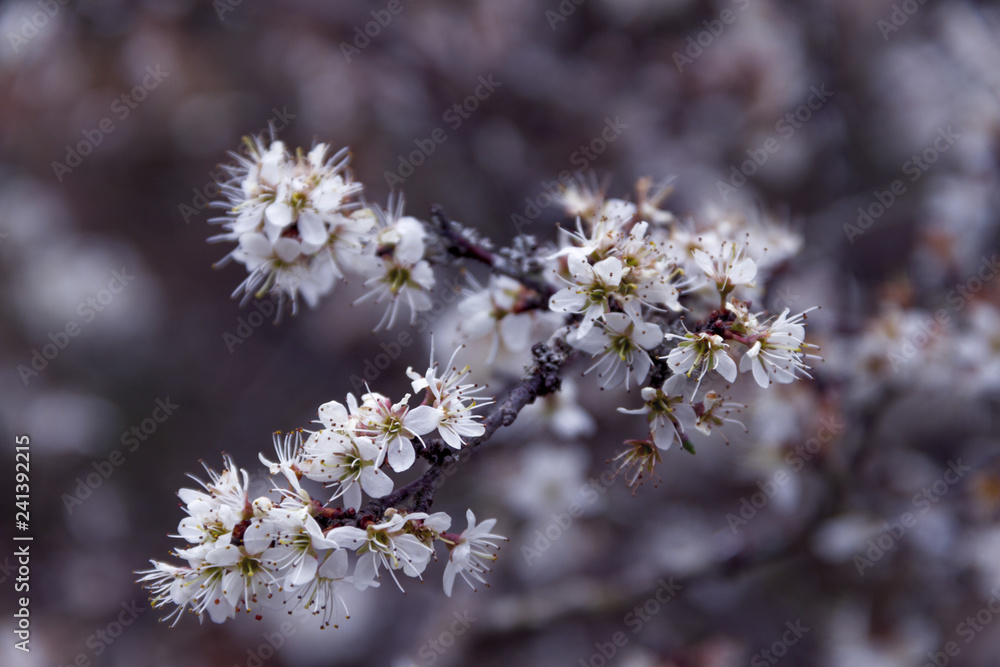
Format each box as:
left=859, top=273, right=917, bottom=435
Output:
left=2, top=0, right=1000, bottom=665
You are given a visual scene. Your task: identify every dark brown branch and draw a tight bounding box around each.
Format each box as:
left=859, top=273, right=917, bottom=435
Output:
left=428, top=204, right=556, bottom=302
left=351, top=340, right=577, bottom=522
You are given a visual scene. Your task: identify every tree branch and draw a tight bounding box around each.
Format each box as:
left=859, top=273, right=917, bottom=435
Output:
left=429, top=204, right=556, bottom=303
left=350, top=340, right=577, bottom=523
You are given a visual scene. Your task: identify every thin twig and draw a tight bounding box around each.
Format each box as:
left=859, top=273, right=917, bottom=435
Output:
left=429, top=204, right=556, bottom=302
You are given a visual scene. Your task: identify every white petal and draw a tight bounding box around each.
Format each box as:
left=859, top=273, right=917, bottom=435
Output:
left=715, top=351, right=738, bottom=382
left=273, top=237, right=302, bottom=263
left=593, top=256, right=623, bottom=287
left=632, top=322, right=664, bottom=350
left=451, top=420, right=485, bottom=438
left=692, top=248, right=716, bottom=279
left=318, top=400, right=349, bottom=428
left=239, top=232, right=272, bottom=259
left=603, top=312, right=631, bottom=334
left=242, top=521, right=272, bottom=555
left=355, top=437, right=381, bottom=462
left=360, top=466, right=394, bottom=498
left=575, top=303, right=607, bottom=338
left=403, top=405, right=441, bottom=435
left=317, top=547, right=349, bottom=578
left=424, top=511, right=452, bottom=533
left=731, top=257, right=757, bottom=284
left=205, top=544, right=241, bottom=567
left=387, top=437, right=416, bottom=473
left=353, top=553, right=378, bottom=591
left=751, top=356, right=770, bottom=388
left=327, top=526, right=367, bottom=551
left=265, top=201, right=295, bottom=228
left=259, top=142, right=287, bottom=183
left=307, top=144, right=328, bottom=168
left=442, top=561, right=458, bottom=597
left=499, top=314, right=532, bottom=351
left=298, top=210, right=329, bottom=246
left=206, top=594, right=236, bottom=623
left=566, top=252, right=592, bottom=279
left=289, top=554, right=319, bottom=587
left=630, top=351, right=652, bottom=387
left=572, top=326, right=610, bottom=355
left=549, top=287, right=588, bottom=313
left=652, top=418, right=678, bottom=450
left=342, top=482, right=362, bottom=511
left=439, top=425, right=463, bottom=449
left=177, top=517, right=205, bottom=543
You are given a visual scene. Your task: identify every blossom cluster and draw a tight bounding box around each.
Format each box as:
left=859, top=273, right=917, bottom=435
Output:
left=543, top=183, right=817, bottom=391
left=211, top=137, right=435, bottom=326
left=181, top=133, right=824, bottom=628
left=453, top=180, right=820, bottom=486
left=139, top=352, right=502, bottom=627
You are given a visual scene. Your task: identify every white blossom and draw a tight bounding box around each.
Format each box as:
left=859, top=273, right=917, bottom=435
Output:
left=549, top=253, right=623, bottom=339
left=339, top=511, right=437, bottom=592
left=210, top=136, right=371, bottom=315
left=407, top=347, right=491, bottom=449
left=259, top=430, right=306, bottom=485
left=353, top=196, right=436, bottom=330
left=352, top=392, right=440, bottom=473
left=739, top=307, right=818, bottom=388
left=574, top=313, right=663, bottom=390
left=174, top=456, right=250, bottom=546
left=442, top=510, right=505, bottom=596
left=692, top=390, right=746, bottom=442
left=663, top=330, right=738, bottom=391
left=618, top=374, right=695, bottom=450
left=301, top=429, right=392, bottom=509
left=692, top=240, right=758, bottom=294
left=457, top=274, right=537, bottom=362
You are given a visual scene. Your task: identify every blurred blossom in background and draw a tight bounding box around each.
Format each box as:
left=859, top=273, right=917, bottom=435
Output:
left=2, top=1, right=1000, bottom=666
